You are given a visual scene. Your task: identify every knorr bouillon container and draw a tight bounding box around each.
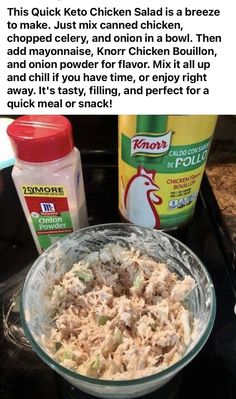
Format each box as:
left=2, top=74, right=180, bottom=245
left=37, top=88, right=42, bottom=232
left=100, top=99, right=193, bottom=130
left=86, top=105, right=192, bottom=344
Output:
left=118, top=115, right=218, bottom=230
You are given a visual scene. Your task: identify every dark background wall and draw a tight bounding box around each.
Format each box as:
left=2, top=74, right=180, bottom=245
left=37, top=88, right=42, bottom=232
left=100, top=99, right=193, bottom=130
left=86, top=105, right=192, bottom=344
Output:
left=67, top=115, right=118, bottom=155
left=2, top=114, right=235, bottom=160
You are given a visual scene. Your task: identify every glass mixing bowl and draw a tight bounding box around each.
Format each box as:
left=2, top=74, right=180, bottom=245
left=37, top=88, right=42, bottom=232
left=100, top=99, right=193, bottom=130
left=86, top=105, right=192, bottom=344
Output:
left=20, top=224, right=216, bottom=399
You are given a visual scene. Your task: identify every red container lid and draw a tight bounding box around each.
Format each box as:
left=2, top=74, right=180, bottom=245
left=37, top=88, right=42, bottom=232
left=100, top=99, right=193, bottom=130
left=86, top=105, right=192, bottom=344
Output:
left=7, top=115, right=74, bottom=163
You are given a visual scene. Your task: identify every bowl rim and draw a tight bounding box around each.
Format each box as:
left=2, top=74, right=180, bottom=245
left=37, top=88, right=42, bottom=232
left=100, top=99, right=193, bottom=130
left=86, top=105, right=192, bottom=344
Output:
left=20, top=223, right=216, bottom=386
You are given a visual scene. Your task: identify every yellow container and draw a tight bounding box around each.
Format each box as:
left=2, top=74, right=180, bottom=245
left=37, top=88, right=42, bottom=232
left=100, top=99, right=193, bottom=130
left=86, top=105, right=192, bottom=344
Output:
left=118, top=115, right=218, bottom=230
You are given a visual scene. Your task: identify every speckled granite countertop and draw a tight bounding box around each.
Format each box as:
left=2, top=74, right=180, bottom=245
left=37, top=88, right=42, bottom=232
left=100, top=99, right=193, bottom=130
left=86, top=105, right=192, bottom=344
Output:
left=206, top=115, right=236, bottom=246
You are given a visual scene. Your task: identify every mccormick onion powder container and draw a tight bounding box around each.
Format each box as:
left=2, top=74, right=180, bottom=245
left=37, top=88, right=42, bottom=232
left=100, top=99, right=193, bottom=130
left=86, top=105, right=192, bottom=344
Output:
left=7, top=115, right=88, bottom=253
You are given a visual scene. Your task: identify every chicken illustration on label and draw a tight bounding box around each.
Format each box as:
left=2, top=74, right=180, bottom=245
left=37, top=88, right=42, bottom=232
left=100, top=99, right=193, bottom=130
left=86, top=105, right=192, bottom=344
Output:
left=123, top=166, right=162, bottom=229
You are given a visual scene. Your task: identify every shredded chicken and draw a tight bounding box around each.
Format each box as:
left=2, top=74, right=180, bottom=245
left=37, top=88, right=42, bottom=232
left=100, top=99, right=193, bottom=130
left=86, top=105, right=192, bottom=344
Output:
left=42, top=244, right=197, bottom=380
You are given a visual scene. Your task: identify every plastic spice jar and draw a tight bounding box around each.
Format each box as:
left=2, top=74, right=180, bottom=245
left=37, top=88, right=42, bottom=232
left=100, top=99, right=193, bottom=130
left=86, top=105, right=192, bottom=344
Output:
left=7, top=115, right=88, bottom=253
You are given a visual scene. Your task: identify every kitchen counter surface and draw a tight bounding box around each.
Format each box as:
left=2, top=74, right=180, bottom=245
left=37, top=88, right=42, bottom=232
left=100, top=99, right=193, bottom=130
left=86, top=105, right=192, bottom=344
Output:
left=1, top=157, right=236, bottom=399
left=206, top=115, right=236, bottom=246
left=1, top=115, right=236, bottom=399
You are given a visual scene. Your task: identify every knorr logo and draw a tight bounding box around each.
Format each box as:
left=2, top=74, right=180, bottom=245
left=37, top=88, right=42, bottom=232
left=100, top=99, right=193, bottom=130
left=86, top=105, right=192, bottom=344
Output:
left=131, top=131, right=172, bottom=157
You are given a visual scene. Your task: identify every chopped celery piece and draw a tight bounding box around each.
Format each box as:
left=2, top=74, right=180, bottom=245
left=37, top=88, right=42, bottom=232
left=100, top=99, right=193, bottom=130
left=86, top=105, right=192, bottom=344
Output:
left=91, top=354, right=100, bottom=370
left=58, top=288, right=65, bottom=299
left=97, top=315, right=108, bottom=326
left=114, top=328, right=123, bottom=344
left=55, top=342, right=62, bottom=351
left=63, top=351, right=73, bottom=360
left=133, top=274, right=142, bottom=289
left=74, top=270, right=93, bottom=283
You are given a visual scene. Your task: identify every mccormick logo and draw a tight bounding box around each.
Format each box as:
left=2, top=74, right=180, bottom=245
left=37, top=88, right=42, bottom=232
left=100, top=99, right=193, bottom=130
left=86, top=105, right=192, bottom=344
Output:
left=40, top=202, right=56, bottom=213
left=131, top=131, right=172, bottom=157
